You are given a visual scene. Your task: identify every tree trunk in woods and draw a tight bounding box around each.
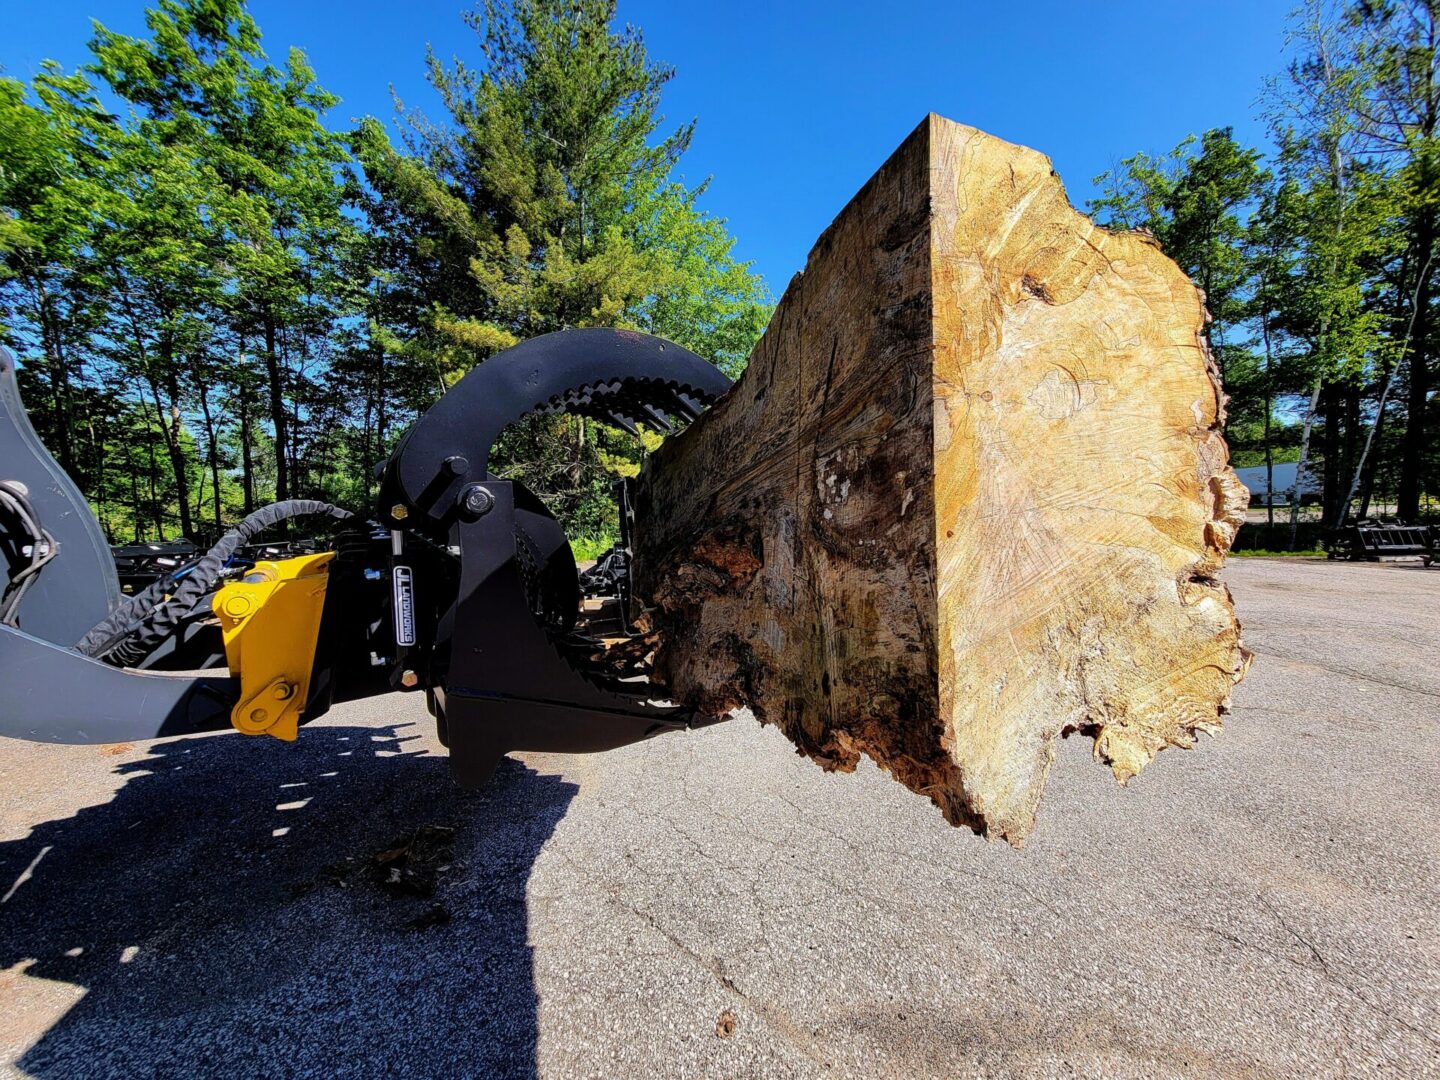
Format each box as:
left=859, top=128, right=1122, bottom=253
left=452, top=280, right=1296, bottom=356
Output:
left=1398, top=217, right=1433, bottom=524
left=1356, top=379, right=1394, bottom=520
left=632, top=116, right=1250, bottom=844
left=146, top=359, right=193, bottom=541
left=1321, top=383, right=1344, bottom=529
left=84, top=399, right=106, bottom=539
left=1339, top=385, right=1360, bottom=524
left=35, top=283, right=74, bottom=476
left=145, top=436, right=162, bottom=538
left=192, top=362, right=224, bottom=534
left=1290, top=381, right=1323, bottom=551
left=263, top=314, right=290, bottom=502
left=1352, top=251, right=1427, bottom=523
left=238, top=383, right=256, bottom=515
left=1260, top=289, right=1278, bottom=530
left=129, top=468, right=142, bottom=543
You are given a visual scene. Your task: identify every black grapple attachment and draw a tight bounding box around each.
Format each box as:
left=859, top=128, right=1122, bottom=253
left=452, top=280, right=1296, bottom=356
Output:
left=375, top=328, right=732, bottom=784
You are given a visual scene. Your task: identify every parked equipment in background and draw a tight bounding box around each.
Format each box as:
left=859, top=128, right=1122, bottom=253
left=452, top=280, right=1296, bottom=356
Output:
left=0, top=329, right=731, bottom=784
left=110, top=541, right=199, bottom=595
left=111, top=538, right=332, bottom=596
left=1327, top=520, right=1437, bottom=562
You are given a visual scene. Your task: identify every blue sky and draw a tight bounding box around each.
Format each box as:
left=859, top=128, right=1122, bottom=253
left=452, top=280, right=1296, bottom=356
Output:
left=4, top=0, right=1294, bottom=292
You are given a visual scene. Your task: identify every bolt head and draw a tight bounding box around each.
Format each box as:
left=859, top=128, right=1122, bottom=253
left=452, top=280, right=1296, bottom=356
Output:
left=459, top=485, right=494, bottom=518
left=443, top=455, right=471, bottom=478
left=390, top=503, right=409, bottom=522
left=400, top=670, right=419, bottom=689
left=249, top=708, right=269, bottom=724
left=272, top=682, right=295, bottom=701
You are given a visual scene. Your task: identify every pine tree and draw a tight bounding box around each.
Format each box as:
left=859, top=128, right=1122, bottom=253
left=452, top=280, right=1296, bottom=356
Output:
left=353, top=0, right=770, bottom=537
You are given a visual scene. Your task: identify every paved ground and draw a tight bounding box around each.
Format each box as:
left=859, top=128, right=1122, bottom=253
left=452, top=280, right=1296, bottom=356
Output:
left=0, top=557, right=1436, bottom=1079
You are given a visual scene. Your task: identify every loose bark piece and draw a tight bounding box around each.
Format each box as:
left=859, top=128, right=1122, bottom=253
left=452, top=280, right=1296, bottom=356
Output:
left=631, top=115, right=1250, bottom=844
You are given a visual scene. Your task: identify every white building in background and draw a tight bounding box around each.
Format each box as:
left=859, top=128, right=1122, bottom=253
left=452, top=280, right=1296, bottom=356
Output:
left=1234, top=462, right=1322, bottom=506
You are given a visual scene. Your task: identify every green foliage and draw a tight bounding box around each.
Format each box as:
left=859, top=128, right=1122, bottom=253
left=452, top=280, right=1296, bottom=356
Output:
left=1262, top=30, right=1401, bottom=387
left=2, top=0, right=768, bottom=541
left=568, top=534, right=616, bottom=562
left=1092, top=0, right=1439, bottom=539
left=352, top=0, right=771, bottom=534
left=1092, top=128, right=1267, bottom=332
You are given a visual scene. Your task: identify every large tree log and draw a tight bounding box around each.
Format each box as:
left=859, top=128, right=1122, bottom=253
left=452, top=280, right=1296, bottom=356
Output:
left=631, top=115, right=1250, bottom=844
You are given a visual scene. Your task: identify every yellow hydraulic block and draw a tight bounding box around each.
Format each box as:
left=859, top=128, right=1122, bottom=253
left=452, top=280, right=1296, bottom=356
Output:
left=213, top=552, right=335, bottom=742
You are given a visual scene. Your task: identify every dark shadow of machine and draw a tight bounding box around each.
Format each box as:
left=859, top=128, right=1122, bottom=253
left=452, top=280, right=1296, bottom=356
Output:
left=0, top=722, right=575, bottom=1078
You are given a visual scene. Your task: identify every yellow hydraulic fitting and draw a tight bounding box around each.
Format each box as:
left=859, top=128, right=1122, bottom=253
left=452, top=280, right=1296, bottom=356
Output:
left=212, top=552, right=335, bottom=741
left=221, top=593, right=253, bottom=618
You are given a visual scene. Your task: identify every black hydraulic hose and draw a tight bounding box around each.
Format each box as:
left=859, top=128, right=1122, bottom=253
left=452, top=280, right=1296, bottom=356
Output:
left=75, top=500, right=352, bottom=666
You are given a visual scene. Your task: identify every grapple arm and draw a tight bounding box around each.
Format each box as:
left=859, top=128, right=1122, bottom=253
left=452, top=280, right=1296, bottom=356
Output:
left=376, top=328, right=732, bottom=784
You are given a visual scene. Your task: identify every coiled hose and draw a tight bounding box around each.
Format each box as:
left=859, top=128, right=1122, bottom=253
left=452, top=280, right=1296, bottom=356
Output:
left=76, top=500, right=352, bottom=667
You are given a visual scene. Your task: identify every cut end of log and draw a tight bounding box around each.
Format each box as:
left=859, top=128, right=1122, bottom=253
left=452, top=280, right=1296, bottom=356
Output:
left=633, top=115, right=1250, bottom=845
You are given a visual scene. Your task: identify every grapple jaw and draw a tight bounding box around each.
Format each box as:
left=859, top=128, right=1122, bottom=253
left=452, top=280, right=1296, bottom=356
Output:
left=375, top=328, right=733, bottom=783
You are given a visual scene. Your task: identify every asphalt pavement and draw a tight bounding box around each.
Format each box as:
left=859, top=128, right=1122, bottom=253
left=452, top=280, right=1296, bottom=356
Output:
left=1, top=557, right=1437, bottom=1079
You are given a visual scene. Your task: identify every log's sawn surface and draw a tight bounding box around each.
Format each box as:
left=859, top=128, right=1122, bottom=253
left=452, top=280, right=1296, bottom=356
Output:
left=632, top=115, right=1250, bottom=844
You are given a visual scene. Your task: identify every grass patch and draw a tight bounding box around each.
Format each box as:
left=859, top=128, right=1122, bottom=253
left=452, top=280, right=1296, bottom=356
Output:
left=1233, top=548, right=1326, bottom=557
left=570, top=535, right=617, bottom=562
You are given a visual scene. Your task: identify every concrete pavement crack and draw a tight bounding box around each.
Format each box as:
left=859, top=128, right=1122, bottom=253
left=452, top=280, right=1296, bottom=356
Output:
left=1249, top=898, right=1440, bottom=1059
left=610, top=890, right=835, bottom=1073
left=1259, top=651, right=1440, bottom=702
left=1257, top=893, right=1330, bottom=975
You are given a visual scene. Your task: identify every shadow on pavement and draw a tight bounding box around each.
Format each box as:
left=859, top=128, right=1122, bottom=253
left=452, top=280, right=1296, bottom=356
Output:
left=0, top=723, right=576, bottom=1077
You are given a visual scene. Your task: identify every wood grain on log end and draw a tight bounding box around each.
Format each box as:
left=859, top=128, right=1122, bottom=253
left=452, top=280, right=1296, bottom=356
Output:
left=927, top=116, right=1250, bottom=842
left=633, top=115, right=1249, bottom=844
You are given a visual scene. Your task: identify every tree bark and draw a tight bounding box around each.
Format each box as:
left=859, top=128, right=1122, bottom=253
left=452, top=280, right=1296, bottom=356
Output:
left=192, top=358, right=224, bottom=535
left=129, top=465, right=142, bottom=543
left=83, top=395, right=106, bottom=540
left=33, top=280, right=75, bottom=476
left=1321, top=382, right=1344, bottom=529
left=263, top=312, right=290, bottom=502
left=1289, top=380, right=1323, bottom=550
left=1398, top=214, right=1433, bottom=522
left=632, top=117, right=1250, bottom=844
left=1261, top=292, right=1277, bottom=530
left=238, top=373, right=256, bottom=515
left=1352, top=243, right=1431, bottom=522
left=145, top=434, right=163, bottom=538
left=144, top=354, right=193, bottom=542
left=1357, top=387, right=1393, bottom=520
left=1340, top=383, right=1360, bottom=522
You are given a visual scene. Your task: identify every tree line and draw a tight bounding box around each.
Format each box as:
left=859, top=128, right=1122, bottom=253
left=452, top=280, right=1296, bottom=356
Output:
left=0, top=0, right=770, bottom=547
left=2, top=0, right=1436, bottom=551
left=1091, top=0, right=1439, bottom=543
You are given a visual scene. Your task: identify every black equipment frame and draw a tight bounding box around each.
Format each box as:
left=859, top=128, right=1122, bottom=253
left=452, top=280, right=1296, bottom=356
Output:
left=1328, top=521, right=1436, bottom=561
left=377, top=328, right=732, bottom=783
